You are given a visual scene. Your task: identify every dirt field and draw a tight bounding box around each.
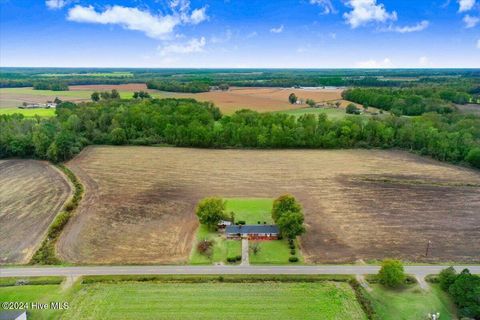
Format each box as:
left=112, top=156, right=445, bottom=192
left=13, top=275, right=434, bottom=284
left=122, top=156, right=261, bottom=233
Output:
left=0, top=160, right=71, bottom=264
left=166, top=87, right=344, bottom=114
left=58, top=146, right=480, bottom=264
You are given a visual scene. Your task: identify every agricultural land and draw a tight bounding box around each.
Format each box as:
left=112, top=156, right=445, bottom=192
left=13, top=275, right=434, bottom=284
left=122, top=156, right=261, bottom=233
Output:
left=0, top=160, right=71, bottom=264
left=57, top=146, right=480, bottom=265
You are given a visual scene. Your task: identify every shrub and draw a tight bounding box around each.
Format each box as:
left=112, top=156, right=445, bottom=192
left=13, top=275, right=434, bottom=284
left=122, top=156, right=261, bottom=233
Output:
left=289, top=244, right=295, bottom=250
left=290, top=249, right=296, bottom=255
left=197, top=240, right=213, bottom=256
left=236, top=255, right=242, bottom=261
left=289, top=257, right=299, bottom=263
left=226, top=257, right=237, bottom=263
left=377, top=259, right=405, bottom=288
left=237, top=220, right=246, bottom=225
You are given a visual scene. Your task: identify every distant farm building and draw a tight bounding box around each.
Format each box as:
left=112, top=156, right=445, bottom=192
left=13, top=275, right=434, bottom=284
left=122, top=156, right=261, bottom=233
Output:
left=225, top=225, right=280, bottom=240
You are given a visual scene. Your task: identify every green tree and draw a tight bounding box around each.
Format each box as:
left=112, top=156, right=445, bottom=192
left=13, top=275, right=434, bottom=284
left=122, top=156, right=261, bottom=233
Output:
left=466, top=148, right=480, bottom=169
left=277, top=210, right=305, bottom=239
left=272, top=194, right=302, bottom=221
left=91, top=92, right=100, bottom=102
left=346, top=103, right=360, bottom=114
left=448, top=269, right=480, bottom=319
left=109, top=128, right=127, bottom=145
left=438, top=266, right=457, bottom=291
left=110, top=89, right=120, bottom=99
left=195, top=197, right=226, bottom=229
left=306, top=98, right=316, bottom=108
left=288, top=93, right=298, bottom=104
left=377, top=259, right=406, bottom=288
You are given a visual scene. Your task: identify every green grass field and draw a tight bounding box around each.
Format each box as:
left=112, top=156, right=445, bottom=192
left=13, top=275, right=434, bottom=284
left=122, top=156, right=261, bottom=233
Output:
left=61, top=282, right=366, bottom=320
left=367, top=284, right=457, bottom=320
left=0, top=108, right=56, bottom=117
left=0, top=284, right=68, bottom=319
left=279, top=107, right=348, bottom=119
left=38, top=72, right=134, bottom=77
left=225, top=198, right=274, bottom=224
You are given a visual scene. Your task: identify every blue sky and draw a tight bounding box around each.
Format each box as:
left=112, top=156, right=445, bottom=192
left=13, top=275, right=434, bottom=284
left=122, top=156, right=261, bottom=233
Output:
left=0, top=0, right=479, bottom=67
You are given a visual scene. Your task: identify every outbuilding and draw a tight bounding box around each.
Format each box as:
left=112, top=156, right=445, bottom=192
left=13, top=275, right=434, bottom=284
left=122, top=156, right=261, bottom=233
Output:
left=225, top=225, right=280, bottom=240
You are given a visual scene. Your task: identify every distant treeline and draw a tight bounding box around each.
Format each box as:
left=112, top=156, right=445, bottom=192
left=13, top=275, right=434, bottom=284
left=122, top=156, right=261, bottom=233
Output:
left=342, top=86, right=476, bottom=116
left=1, top=98, right=479, bottom=169
left=146, top=80, right=210, bottom=93
left=33, top=82, right=69, bottom=91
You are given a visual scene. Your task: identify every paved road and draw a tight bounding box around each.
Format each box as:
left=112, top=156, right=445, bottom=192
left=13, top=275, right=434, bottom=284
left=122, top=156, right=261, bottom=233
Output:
left=1, top=265, right=478, bottom=278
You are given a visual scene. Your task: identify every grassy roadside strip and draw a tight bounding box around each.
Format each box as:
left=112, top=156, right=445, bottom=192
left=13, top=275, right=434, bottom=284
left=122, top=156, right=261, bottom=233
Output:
left=349, top=279, right=378, bottom=320
left=81, top=274, right=353, bottom=284
left=0, top=276, right=64, bottom=287
left=29, top=164, right=84, bottom=265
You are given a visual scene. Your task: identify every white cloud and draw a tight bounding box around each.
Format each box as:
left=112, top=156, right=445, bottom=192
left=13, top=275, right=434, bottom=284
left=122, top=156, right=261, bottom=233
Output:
left=67, top=3, right=208, bottom=40
left=392, top=20, right=430, bottom=33
left=158, top=37, right=206, bottom=56
left=270, top=25, right=284, bottom=33
left=418, top=56, right=431, bottom=67
left=344, top=0, right=397, bottom=28
left=477, top=39, right=480, bottom=48
left=246, top=31, right=258, bottom=38
left=356, top=57, right=394, bottom=68
left=45, top=0, right=67, bottom=9
left=309, top=0, right=336, bottom=14
left=458, top=0, right=476, bottom=12
left=463, top=14, right=479, bottom=28
left=189, top=7, right=208, bottom=24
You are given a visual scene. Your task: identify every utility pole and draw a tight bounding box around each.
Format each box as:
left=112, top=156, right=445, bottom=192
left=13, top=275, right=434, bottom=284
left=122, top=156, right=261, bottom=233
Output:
left=425, top=240, right=431, bottom=257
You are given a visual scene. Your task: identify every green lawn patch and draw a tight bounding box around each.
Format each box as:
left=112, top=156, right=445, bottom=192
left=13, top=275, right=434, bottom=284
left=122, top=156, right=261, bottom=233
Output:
left=279, top=107, right=347, bottom=120
left=367, top=283, right=457, bottom=320
left=0, top=282, right=68, bottom=319
left=189, top=225, right=240, bottom=264
left=249, top=239, right=303, bottom=264
left=0, top=108, right=56, bottom=117
left=225, top=198, right=274, bottom=224
left=62, top=282, right=367, bottom=320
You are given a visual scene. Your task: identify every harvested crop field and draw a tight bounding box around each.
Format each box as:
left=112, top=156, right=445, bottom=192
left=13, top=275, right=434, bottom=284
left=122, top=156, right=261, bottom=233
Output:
left=0, top=160, right=71, bottom=264
left=59, top=146, right=480, bottom=264
left=165, top=87, right=344, bottom=114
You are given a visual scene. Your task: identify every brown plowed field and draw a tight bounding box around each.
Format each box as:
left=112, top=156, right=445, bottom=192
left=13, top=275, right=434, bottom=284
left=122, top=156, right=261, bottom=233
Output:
left=0, top=160, right=72, bottom=264
left=58, top=146, right=480, bottom=264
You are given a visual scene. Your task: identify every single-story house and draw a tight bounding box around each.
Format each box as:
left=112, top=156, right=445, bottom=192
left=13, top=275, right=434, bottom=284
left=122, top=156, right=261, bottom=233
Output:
left=225, top=225, right=280, bottom=240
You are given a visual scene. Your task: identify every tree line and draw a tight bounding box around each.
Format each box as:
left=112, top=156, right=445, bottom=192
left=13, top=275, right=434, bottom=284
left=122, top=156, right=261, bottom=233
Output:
left=342, top=86, right=475, bottom=116
left=146, top=80, right=210, bottom=93
left=0, top=98, right=479, bottom=169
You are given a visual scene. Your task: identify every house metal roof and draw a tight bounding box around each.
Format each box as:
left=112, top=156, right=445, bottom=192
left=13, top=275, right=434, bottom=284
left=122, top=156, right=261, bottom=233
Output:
left=225, top=224, right=280, bottom=234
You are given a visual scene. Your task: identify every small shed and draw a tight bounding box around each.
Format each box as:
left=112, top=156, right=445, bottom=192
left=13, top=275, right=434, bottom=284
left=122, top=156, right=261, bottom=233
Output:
left=225, top=225, right=280, bottom=240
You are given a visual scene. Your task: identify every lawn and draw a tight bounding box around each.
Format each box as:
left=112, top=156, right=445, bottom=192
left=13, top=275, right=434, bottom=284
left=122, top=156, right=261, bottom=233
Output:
left=249, top=239, right=303, bottom=264
left=279, top=107, right=347, bottom=119
left=0, top=108, right=56, bottom=117
left=225, top=198, right=274, bottom=224
left=61, top=282, right=367, bottom=320
left=367, top=283, right=457, bottom=320
left=0, top=283, right=68, bottom=319
left=189, top=225, right=241, bottom=264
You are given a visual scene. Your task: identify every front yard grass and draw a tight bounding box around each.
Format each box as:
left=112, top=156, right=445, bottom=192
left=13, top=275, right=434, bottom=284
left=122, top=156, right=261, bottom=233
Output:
left=189, top=225, right=241, bottom=264
left=249, top=239, right=303, bottom=264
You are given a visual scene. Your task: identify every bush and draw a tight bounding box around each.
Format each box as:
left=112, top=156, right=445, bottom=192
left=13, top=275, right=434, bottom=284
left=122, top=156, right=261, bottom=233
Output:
left=377, top=259, right=405, bottom=288
left=290, top=249, right=296, bottom=255
left=196, top=240, right=213, bottom=256
left=237, top=220, right=246, bottom=225
left=236, top=255, right=242, bottom=261
left=227, top=257, right=238, bottom=263
left=289, top=244, right=295, bottom=250
left=289, top=256, right=299, bottom=263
